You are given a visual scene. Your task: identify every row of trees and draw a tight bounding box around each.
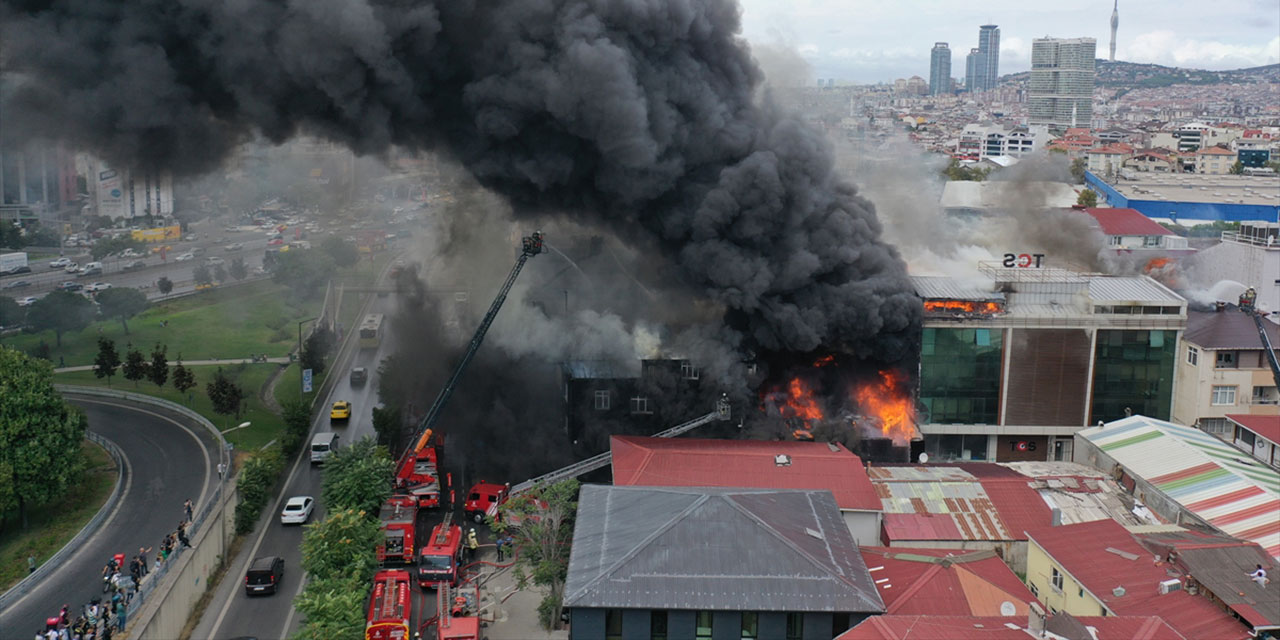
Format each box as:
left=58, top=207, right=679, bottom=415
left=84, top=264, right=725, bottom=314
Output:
left=0, top=287, right=149, bottom=349
left=92, top=337, right=245, bottom=419
left=194, top=257, right=249, bottom=287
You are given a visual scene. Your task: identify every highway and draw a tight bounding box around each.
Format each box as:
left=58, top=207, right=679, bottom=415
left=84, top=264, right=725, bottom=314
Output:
left=193, top=294, right=448, bottom=640
left=0, top=398, right=220, bottom=633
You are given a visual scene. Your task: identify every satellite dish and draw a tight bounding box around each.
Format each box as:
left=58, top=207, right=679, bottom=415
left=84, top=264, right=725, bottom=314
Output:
left=918, top=452, right=929, bottom=464
left=1000, top=601, right=1016, bottom=617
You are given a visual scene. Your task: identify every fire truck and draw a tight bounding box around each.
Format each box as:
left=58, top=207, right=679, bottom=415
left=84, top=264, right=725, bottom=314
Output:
left=393, top=428, right=446, bottom=509
left=365, top=569, right=412, bottom=640
left=376, top=495, right=418, bottom=565
left=417, top=511, right=463, bottom=588
left=428, top=583, right=483, bottom=640
left=463, top=481, right=510, bottom=523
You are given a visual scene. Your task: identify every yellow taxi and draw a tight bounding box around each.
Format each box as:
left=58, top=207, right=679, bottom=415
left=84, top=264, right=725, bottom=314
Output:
left=330, top=401, right=352, bottom=421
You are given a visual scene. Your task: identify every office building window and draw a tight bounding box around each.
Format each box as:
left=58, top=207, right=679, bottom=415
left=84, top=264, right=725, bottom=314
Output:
left=1091, top=330, right=1177, bottom=422
left=785, top=613, right=803, bottom=640
left=1051, top=567, right=1064, bottom=592
left=695, top=611, right=713, bottom=639
left=1212, top=386, right=1237, bottom=406
left=920, top=328, right=1004, bottom=425
left=650, top=611, right=668, bottom=640
left=605, top=610, right=623, bottom=640
left=594, top=390, right=610, bottom=410
left=630, top=396, right=652, bottom=415
left=1186, top=346, right=1198, bottom=366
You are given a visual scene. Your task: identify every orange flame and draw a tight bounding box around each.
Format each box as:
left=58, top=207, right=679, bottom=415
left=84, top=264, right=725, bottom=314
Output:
left=782, top=377, right=824, bottom=423
left=924, top=300, right=1002, bottom=314
left=852, top=370, right=917, bottom=444
left=814, top=354, right=837, bottom=367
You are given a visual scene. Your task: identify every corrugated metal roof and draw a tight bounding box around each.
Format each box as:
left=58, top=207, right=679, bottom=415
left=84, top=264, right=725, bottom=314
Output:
left=563, top=485, right=885, bottom=612
left=910, top=276, right=1004, bottom=302
left=1029, top=519, right=1252, bottom=640
left=870, top=465, right=1053, bottom=541
left=1226, top=414, right=1280, bottom=445
left=1183, top=310, right=1280, bottom=349
left=1087, top=276, right=1184, bottom=305
left=859, top=547, right=1035, bottom=617
left=610, top=436, right=882, bottom=511
left=1079, top=416, right=1280, bottom=561
left=1084, top=208, right=1175, bottom=237
left=1134, top=532, right=1279, bottom=629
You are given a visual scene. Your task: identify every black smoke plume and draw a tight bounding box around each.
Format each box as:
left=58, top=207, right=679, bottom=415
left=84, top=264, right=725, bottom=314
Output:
left=1, top=0, right=921, bottom=364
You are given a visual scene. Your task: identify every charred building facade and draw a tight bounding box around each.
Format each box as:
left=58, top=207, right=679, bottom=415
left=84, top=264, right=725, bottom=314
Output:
left=562, top=359, right=713, bottom=455
left=913, top=263, right=1186, bottom=462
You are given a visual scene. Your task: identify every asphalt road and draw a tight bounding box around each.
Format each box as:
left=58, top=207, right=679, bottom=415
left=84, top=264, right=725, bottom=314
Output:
left=192, top=294, right=452, bottom=640
left=0, top=398, right=220, bottom=634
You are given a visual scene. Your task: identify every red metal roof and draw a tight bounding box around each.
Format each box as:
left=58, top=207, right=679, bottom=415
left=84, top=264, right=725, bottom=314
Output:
left=1084, top=208, right=1173, bottom=237
left=860, top=547, right=1035, bottom=617
left=1027, top=520, right=1252, bottom=640
left=1226, top=414, right=1280, bottom=444
left=610, top=436, right=881, bottom=511
left=837, top=615, right=1185, bottom=640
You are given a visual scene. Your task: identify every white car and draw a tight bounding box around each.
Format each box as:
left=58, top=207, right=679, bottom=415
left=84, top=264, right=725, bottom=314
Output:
left=120, top=249, right=141, bottom=258
left=280, top=496, right=314, bottom=525
left=49, top=257, right=71, bottom=268
left=206, top=256, right=225, bottom=266
left=64, top=263, right=81, bottom=273
left=86, top=282, right=112, bottom=293
left=174, top=252, right=195, bottom=262
left=16, top=296, right=38, bottom=307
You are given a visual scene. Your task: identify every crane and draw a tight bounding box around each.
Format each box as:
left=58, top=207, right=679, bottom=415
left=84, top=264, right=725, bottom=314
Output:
left=1238, top=288, right=1280, bottom=390
left=393, top=231, right=544, bottom=505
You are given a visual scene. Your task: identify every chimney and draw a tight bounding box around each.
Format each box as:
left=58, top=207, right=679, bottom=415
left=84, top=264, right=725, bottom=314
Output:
left=1028, top=601, right=1047, bottom=637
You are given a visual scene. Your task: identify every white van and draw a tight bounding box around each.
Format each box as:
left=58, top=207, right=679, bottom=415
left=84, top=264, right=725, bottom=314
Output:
left=310, top=432, right=338, bottom=464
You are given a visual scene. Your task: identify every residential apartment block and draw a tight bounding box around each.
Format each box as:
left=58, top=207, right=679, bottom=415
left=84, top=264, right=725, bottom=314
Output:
left=1171, top=309, right=1280, bottom=435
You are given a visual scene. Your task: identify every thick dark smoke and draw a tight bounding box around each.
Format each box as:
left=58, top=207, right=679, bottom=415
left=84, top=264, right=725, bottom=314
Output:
left=1, top=0, right=920, bottom=363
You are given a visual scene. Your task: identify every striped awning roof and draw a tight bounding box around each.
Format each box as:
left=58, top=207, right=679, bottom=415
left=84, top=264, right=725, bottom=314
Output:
left=1078, top=416, right=1280, bottom=561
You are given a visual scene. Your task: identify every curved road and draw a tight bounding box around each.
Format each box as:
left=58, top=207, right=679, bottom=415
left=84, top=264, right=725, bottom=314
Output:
left=0, top=398, right=220, bottom=634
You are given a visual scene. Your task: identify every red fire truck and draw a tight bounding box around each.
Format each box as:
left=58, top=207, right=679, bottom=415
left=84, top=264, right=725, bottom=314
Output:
left=417, top=512, right=463, bottom=588
left=394, top=428, right=446, bottom=509
left=463, top=481, right=509, bottom=523
left=431, top=583, right=482, bottom=640
left=376, top=495, right=418, bottom=565
left=365, top=569, right=412, bottom=640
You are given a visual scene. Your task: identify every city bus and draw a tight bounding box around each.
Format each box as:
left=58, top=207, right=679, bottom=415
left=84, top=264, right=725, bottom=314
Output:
left=360, top=313, right=384, bottom=349
left=365, top=569, right=411, bottom=640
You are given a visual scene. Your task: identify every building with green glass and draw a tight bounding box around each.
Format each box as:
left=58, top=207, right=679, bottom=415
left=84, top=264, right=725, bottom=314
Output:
left=913, top=266, right=1185, bottom=463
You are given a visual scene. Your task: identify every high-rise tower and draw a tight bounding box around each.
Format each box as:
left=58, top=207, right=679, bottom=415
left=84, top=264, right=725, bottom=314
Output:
left=965, top=48, right=983, bottom=93
left=1028, top=37, right=1097, bottom=130
left=1109, top=0, right=1119, bottom=62
left=978, top=25, right=1000, bottom=91
left=929, top=43, right=952, bottom=96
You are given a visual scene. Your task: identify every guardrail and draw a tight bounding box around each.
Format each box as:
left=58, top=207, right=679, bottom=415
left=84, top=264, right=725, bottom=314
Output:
left=0, top=432, right=127, bottom=613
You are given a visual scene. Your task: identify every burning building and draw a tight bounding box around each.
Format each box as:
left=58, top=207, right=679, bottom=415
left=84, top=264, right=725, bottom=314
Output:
left=913, top=262, right=1187, bottom=462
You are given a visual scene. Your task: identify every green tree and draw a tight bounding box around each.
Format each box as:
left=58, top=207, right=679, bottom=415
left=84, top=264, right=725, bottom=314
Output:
left=148, top=343, right=169, bottom=389
left=95, top=287, right=148, bottom=335
left=0, top=347, right=88, bottom=528
left=321, top=236, right=359, bottom=269
left=233, top=448, right=285, bottom=533
left=93, top=337, right=121, bottom=386
left=1070, top=157, right=1088, bottom=184
left=301, top=326, right=333, bottom=377
left=280, top=399, right=312, bottom=457
left=293, top=575, right=369, bottom=640
left=206, top=367, right=246, bottom=420
left=213, top=263, right=228, bottom=283
left=321, top=436, right=394, bottom=515
left=262, top=250, right=279, bottom=274
left=157, top=276, right=174, bottom=295
left=122, top=344, right=149, bottom=387
left=172, top=356, right=197, bottom=400
left=25, top=291, right=94, bottom=347
left=492, top=479, right=579, bottom=629
left=193, top=263, right=213, bottom=287
left=272, top=249, right=334, bottom=299
left=295, top=508, right=382, bottom=640
left=228, top=257, right=248, bottom=281
left=1228, top=160, right=1244, bottom=175
left=0, top=295, right=21, bottom=330
left=1077, top=189, right=1099, bottom=207
left=941, top=158, right=990, bottom=182
left=371, top=405, right=403, bottom=452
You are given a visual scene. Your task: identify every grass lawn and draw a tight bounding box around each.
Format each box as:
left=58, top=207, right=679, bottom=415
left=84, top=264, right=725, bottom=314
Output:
left=273, top=362, right=330, bottom=412
left=4, top=280, right=316, bottom=367
left=0, top=440, right=116, bottom=592
left=57, top=364, right=285, bottom=451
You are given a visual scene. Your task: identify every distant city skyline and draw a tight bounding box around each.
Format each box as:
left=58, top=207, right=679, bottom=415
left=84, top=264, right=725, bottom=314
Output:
left=737, top=0, right=1280, bottom=83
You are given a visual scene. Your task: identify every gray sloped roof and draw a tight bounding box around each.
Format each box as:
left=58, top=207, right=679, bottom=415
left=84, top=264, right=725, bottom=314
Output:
left=563, top=485, right=885, bottom=612
left=910, top=276, right=1004, bottom=302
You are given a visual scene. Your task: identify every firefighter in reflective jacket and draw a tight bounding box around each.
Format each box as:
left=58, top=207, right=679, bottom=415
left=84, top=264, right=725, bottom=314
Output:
left=466, top=528, right=479, bottom=563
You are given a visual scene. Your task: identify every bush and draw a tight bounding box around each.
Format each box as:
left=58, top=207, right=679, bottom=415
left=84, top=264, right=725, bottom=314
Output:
left=233, top=448, right=286, bottom=534
left=280, top=399, right=312, bottom=457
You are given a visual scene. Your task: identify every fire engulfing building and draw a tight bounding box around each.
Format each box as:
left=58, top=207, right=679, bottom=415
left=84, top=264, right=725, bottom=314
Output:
left=562, top=359, right=715, bottom=455
left=913, top=264, right=1187, bottom=462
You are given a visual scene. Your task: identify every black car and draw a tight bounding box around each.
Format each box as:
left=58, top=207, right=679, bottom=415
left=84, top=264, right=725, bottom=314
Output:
left=349, top=367, right=368, bottom=386
left=244, top=556, right=284, bottom=596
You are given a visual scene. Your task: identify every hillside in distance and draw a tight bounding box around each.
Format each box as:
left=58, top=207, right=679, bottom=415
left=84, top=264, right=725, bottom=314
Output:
left=1001, top=60, right=1279, bottom=88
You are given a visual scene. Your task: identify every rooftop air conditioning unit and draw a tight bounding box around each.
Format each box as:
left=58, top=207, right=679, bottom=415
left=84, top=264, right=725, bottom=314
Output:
left=1159, top=578, right=1182, bottom=594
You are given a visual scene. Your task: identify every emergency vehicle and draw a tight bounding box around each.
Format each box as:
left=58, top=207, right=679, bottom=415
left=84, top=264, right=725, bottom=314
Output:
left=463, top=481, right=509, bottom=523
left=376, top=495, right=418, bottom=565
left=365, top=569, right=412, bottom=640
left=417, top=512, right=463, bottom=588
left=394, top=428, right=447, bottom=509
left=430, top=583, right=482, bottom=640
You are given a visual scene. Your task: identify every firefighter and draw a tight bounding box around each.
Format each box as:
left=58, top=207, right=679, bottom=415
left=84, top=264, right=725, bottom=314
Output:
left=466, top=528, right=479, bottom=563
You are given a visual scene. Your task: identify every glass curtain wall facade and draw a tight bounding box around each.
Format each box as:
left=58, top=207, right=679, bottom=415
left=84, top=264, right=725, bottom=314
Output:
left=1090, top=330, right=1177, bottom=422
left=920, top=328, right=1004, bottom=425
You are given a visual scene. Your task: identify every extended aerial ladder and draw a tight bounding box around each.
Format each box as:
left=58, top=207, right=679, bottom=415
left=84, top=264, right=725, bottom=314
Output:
left=1238, top=288, right=1280, bottom=390
left=509, top=395, right=732, bottom=495
left=394, top=232, right=545, bottom=492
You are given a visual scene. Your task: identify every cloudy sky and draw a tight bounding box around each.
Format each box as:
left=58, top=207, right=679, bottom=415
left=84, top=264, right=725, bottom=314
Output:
left=736, top=0, right=1280, bottom=84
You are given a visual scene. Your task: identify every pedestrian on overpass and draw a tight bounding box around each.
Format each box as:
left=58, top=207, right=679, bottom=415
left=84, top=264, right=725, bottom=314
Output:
left=28, top=554, right=36, bottom=574
left=183, top=499, right=193, bottom=524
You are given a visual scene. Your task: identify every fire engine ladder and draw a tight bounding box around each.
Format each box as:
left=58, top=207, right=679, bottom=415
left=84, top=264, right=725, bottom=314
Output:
left=1249, top=311, right=1280, bottom=389
left=397, top=232, right=545, bottom=472
left=438, top=582, right=452, bottom=629
left=510, top=395, right=731, bottom=495
left=434, top=511, right=454, bottom=546
left=379, top=574, right=398, bottom=620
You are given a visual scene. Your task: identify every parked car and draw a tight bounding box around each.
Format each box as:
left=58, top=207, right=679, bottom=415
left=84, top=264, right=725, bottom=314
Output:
left=183, top=234, right=199, bottom=242
left=174, top=253, right=195, bottom=262
left=16, top=296, right=38, bottom=306
left=49, top=257, right=72, bottom=268
left=2, top=280, right=31, bottom=290
left=280, top=496, right=314, bottom=525
left=243, top=556, right=284, bottom=596
left=59, top=281, right=83, bottom=291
